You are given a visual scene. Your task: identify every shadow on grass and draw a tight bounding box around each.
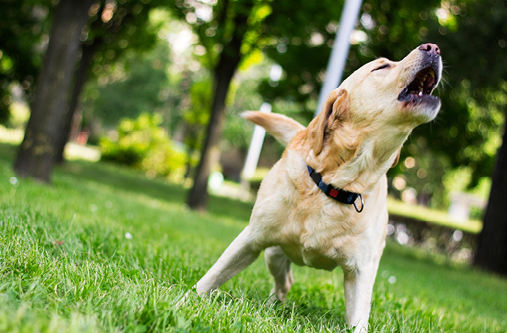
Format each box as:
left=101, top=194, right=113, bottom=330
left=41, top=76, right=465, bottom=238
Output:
left=60, top=160, right=255, bottom=222
left=0, top=144, right=248, bottom=226
left=275, top=301, right=346, bottom=331
left=212, top=290, right=347, bottom=331
left=1, top=143, right=254, bottom=222
left=0, top=143, right=16, bottom=162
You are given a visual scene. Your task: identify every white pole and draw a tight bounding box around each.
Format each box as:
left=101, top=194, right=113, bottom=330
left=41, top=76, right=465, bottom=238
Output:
left=241, top=64, right=282, bottom=181
left=315, top=0, right=363, bottom=116
left=241, top=102, right=272, bottom=180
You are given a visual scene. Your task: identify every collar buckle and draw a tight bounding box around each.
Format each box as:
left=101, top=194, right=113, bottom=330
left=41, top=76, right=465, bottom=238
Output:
left=353, top=194, right=364, bottom=213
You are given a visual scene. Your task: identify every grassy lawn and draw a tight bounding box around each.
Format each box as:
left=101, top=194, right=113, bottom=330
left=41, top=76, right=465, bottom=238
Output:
left=386, top=197, right=482, bottom=234
left=1, top=143, right=506, bottom=332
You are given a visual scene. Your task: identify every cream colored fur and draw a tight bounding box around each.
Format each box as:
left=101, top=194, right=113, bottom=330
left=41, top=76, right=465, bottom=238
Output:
left=196, top=45, right=443, bottom=332
left=241, top=111, right=305, bottom=146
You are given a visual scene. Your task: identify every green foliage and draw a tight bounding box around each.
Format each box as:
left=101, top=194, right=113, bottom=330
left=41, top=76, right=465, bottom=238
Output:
left=422, top=0, right=507, bottom=187
left=224, top=75, right=264, bottom=151
left=99, top=113, right=186, bottom=179
left=257, top=0, right=346, bottom=121
left=183, top=79, right=212, bottom=125
left=85, top=0, right=161, bottom=68
left=84, top=43, right=172, bottom=126
left=0, top=144, right=506, bottom=332
left=168, top=0, right=269, bottom=71
left=0, top=0, right=171, bottom=128
left=181, top=79, right=212, bottom=151
left=389, top=139, right=452, bottom=209
left=0, top=0, right=52, bottom=123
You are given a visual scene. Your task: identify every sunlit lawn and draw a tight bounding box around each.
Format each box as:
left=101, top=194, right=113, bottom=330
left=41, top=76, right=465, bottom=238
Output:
left=1, top=143, right=506, bottom=332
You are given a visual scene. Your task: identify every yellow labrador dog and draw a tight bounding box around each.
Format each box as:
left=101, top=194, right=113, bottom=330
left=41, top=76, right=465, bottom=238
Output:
left=196, top=44, right=442, bottom=332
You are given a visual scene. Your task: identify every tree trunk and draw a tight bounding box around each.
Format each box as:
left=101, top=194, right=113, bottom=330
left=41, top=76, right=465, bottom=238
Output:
left=13, top=0, right=93, bottom=182
left=186, top=7, right=251, bottom=211
left=186, top=55, right=240, bottom=210
left=54, top=43, right=97, bottom=164
left=474, top=115, right=507, bottom=277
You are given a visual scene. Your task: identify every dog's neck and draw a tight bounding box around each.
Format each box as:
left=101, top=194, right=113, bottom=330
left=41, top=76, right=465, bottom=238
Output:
left=301, top=126, right=411, bottom=194
left=336, top=130, right=410, bottom=193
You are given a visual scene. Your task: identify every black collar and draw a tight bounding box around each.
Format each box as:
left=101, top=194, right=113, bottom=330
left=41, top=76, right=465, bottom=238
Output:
left=306, top=165, right=364, bottom=213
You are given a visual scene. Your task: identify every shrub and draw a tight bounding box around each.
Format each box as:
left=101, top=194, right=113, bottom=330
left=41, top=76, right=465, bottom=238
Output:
left=100, top=113, right=186, bottom=180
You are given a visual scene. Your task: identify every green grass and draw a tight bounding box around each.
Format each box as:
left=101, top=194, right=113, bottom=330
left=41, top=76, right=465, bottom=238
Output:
left=1, top=143, right=506, bottom=332
left=386, top=197, right=482, bottom=234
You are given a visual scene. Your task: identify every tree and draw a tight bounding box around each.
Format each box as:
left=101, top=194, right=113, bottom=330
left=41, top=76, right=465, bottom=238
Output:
left=475, top=123, right=507, bottom=276
left=417, top=1, right=505, bottom=189
left=180, top=78, right=212, bottom=180
left=169, top=0, right=267, bottom=210
left=54, top=0, right=161, bottom=164
left=13, top=0, right=94, bottom=182
left=54, top=41, right=97, bottom=163
left=0, top=0, right=52, bottom=123
left=187, top=4, right=252, bottom=210
left=84, top=43, right=171, bottom=127
left=423, top=0, right=507, bottom=276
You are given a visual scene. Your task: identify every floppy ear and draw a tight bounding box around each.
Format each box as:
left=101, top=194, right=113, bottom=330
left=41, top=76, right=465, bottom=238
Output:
left=391, top=149, right=401, bottom=168
left=306, top=89, right=349, bottom=155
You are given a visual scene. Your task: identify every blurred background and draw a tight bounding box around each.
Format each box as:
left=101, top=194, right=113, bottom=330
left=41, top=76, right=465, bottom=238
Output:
left=0, top=0, right=506, bottom=275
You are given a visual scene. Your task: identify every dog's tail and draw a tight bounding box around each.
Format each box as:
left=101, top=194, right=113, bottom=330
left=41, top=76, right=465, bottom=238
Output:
left=241, top=111, right=305, bottom=146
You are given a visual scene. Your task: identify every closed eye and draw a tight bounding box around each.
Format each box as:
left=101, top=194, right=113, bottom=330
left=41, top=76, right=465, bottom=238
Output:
left=372, top=64, right=391, bottom=71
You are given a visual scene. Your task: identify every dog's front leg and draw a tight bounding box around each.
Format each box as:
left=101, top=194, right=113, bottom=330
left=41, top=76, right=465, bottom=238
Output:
left=343, top=262, right=376, bottom=333
left=196, top=226, right=263, bottom=295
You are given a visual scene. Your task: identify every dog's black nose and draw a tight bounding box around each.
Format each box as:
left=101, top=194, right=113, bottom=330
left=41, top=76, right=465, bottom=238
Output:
left=419, top=43, right=440, bottom=56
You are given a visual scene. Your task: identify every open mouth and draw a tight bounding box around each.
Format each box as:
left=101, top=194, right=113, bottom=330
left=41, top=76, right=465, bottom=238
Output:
left=397, top=66, right=440, bottom=106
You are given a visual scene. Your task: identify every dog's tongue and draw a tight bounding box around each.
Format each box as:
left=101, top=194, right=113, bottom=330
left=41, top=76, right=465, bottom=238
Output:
left=425, top=75, right=435, bottom=91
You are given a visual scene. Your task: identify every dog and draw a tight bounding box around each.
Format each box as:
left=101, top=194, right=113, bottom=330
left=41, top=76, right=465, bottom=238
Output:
left=196, top=44, right=442, bottom=332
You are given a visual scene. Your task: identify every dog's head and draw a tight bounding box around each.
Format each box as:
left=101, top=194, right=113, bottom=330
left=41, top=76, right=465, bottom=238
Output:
left=342, top=43, right=442, bottom=128
left=305, top=44, right=442, bottom=177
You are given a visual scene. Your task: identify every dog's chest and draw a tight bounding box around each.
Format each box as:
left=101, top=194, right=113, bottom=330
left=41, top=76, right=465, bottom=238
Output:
left=280, top=210, right=363, bottom=271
